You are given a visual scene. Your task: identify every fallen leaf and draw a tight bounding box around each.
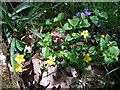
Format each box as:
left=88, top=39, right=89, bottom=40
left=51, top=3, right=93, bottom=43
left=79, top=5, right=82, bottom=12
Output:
left=32, top=53, right=42, bottom=83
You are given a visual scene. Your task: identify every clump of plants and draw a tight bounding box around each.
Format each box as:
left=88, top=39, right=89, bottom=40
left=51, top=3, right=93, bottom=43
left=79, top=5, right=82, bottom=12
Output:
left=1, top=2, right=120, bottom=88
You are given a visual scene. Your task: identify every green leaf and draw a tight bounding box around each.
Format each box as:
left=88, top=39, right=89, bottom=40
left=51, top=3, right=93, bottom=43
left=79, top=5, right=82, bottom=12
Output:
left=43, top=33, right=52, bottom=42
left=53, top=17, right=59, bottom=22
left=19, top=9, right=45, bottom=32
left=91, top=76, right=112, bottom=85
left=10, top=38, right=17, bottom=76
left=56, top=28, right=64, bottom=33
left=109, top=41, right=117, bottom=46
left=100, top=38, right=107, bottom=51
left=63, top=23, right=72, bottom=30
left=105, top=34, right=111, bottom=43
left=98, top=12, right=108, bottom=19
left=16, top=39, right=25, bottom=52
left=90, top=16, right=99, bottom=25
left=103, top=53, right=114, bottom=63
left=108, top=46, right=119, bottom=58
left=57, top=13, right=64, bottom=21
left=81, top=19, right=90, bottom=27
left=28, top=28, right=43, bottom=39
left=46, top=19, right=52, bottom=25
left=12, top=2, right=31, bottom=15
left=65, top=34, right=73, bottom=41
left=104, top=67, right=120, bottom=77
left=42, top=46, right=50, bottom=58
left=0, top=21, right=6, bottom=24
left=68, top=18, right=79, bottom=27
left=89, top=46, right=96, bottom=55
left=81, top=13, right=86, bottom=19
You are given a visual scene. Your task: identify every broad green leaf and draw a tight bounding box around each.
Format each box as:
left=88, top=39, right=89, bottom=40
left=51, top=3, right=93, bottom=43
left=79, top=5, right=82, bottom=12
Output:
left=53, top=17, right=59, bottom=22
left=89, top=46, right=96, bottom=55
left=43, top=33, right=52, bottom=42
left=68, top=18, right=79, bottom=27
left=57, top=13, right=64, bottom=21
left=100, top=38, right=107, bottom=51
left=16, top=39, right=25, bottom=51
left=65, top=34, right=73, bottom=41
left=81, top=13, right=86, bottom=19
left=81, top=19, right=90, bottom=27
left=46, top=19, right=52, bottom=25
left=105, top=34, right=111, bottom=43
left=98, top=12, right=108, bottom=19
left=10, top=38, right=17, bottom=76
left=63, top=23, right=72, bottom=30
left=42, top=46, right=50, bottom=58
left=90, top=16, right=99, bottom=25
left=109, top=41, right=117, bottom=46
left=103, top=53, right=114, bottom=63
left=56, top=28, right=64, bottom=33
left=108, top=46, right=119, bottom=58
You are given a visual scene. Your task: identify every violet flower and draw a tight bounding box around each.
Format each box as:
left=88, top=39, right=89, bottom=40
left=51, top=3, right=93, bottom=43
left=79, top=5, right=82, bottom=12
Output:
left=76, top=12, right=81, bottom=16
left=83, top=8, right=91, bottom=15
left=84, top=8, right=89, bottom=11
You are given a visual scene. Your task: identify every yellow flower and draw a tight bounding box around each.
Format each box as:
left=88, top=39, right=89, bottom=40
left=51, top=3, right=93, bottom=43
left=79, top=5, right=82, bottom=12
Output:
left=101, top=35, right=105, bottom=38
left=83, top=53, right=92, bottom=63
left=47, top=59, right=55, bottom=65
left=72, top=33, right=77, bottom=37
left=81, top=30, right=88, bottom=39
left=60, top=51, right=64, bottom=54
left=15, top=62, right=22, bottom=72
left=15, top=54, right=25, bottom=64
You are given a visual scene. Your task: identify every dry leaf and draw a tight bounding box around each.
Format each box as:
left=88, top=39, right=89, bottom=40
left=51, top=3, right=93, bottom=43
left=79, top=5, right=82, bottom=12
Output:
left=32, top=53, right=42, bottom=83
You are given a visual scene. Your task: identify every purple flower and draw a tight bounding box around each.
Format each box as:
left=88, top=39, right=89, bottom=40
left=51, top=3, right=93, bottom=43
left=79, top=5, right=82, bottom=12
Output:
left=84, top=8, right=88, bottom=11
left=83, top=11, right=91, bottom=15
left=76, top=12, right=81, bottom=16
left=83, top=7, right=91, bottom=15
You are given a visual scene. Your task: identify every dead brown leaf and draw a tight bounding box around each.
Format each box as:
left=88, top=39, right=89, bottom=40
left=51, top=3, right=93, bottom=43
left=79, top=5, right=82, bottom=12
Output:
left=32, top=53, right=42, bottom=83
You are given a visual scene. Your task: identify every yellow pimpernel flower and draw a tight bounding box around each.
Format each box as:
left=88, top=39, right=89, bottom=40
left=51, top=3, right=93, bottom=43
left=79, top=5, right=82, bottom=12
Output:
left=83, top=53, right=92, bottom=63
left=47, top=59, right=55, bottom=66
left=81, top=30, right=88, bottom=39
left=60, top=51, right=64, bottom=54
left=15, top=62, right=22, bottom=72
left=15, top=54, right=25, bottom=64
left=72, top=33, right=77, bottom=37
left=101, top=35, right=105, bottom=38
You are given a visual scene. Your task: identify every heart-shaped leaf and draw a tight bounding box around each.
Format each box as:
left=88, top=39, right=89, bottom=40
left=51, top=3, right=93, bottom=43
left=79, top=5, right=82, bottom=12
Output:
left=68, top=18, right=79, bottom=27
